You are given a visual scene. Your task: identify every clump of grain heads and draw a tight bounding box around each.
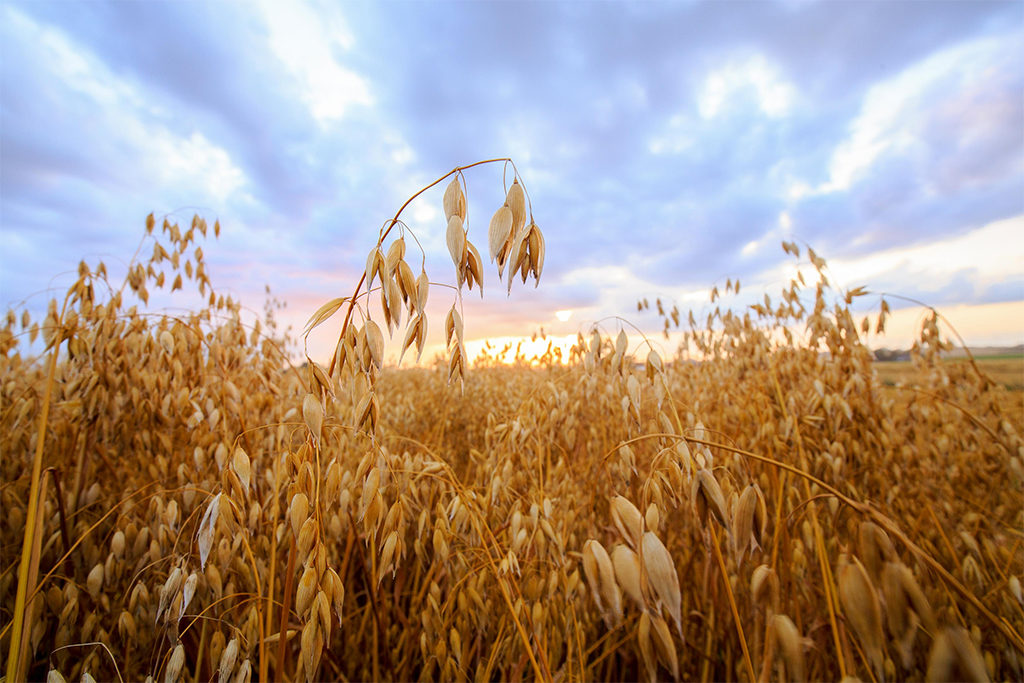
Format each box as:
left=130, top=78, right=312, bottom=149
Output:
left=2, top=170, right=1023, bottom=682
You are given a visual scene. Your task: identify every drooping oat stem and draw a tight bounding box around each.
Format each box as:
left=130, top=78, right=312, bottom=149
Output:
left=325, top=158, right=517, bottom=378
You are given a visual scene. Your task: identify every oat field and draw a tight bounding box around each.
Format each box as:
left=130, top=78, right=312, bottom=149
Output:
left=3, top=161, right=1023, bottom=682
left=875, top=356, right=1024, bottom=394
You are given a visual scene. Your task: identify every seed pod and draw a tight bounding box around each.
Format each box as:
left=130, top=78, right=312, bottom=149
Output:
left=732, top=485, right=762, bottom=562
left=396, top=259, right=416, bottom=305
left=214, top=443, right=229, bottom=471
left=751, top=564, right=778, bottom=606
left=442, top=177, right=465, bottom=221
left=433, top=527, right=449, bottom=564
left=117, top=609, right=137, bottom=641
left=296, top=517, right=317, bottom=565
left=513, top=527, right=528, bottom=554
left=614, top=329, right=628, bottom=366
left=360, top=469, right=381, bottom=519
left=693, top=469, right=729, bottom=530
left=611, top=544, right=645, bottom=610
left=446, top=215, right=466, bottom=271
left=415, top=269, right=429, bottom=315
left=581, top=540, right=605, bottom=609
left=650, top=613, right=679, bottom=682
left=302, top=393, right=323, bottom=446
left=218, top=638, right=239, bottom=683
left=290, top=493, right=309, bottom=540
left=642, top=531, right=682, bottom=637
left=296, top=563, right=318, bottom=616
left=300, top=618, right=322, bottom=682
left=503, top=225, right=526, bottom=284
left=400, top=315, right=421, bottom=363
left=313, top=589, right=332, bottom=641
left=232, top=448, right=251, bottom=492
left=450, top=627, right=462, bottom=663
left=379, top=530, right=400, bottom=584
left=385, top=237, right=405, bottom=274
left=159, top=330, right=174, bottom=355
left=610, top=495, right=643, bottom=549
left=637, top=612, right=658, bottom=683
left=363, top=320, right=384, bottom=371
left=466, top=241, right=484, bottom=294
left=363, top=491, right=384, bottom=538
left=179, top=573, right=198, bottom=620
left=87, top=563, right=104, bottom=600
left=355, top=391, right=379, bottom=433
left=1009, top=575, right=1023, bottom=605
left=645, top=349, right=663, bottom=381
left=772, top=614, right=806, bottom=682
left=325, top=567, right=345, bottom=624
left=626, top=374, right=641, bottom=420
left=506, top=179, right=526, bottom=230
left=444, top=306, right=464, bottom=349
left=838, top=556, right=884, bottom=678
left=586, top=546, right=620, bottom=624
left=858, top=521, right=895, bottom=580
left=644, top=503, right=660, bottom=535
left=528, top=223, right=545, bottom=284
left=111, top=530, right=126, bottom=558
left=386, top=275, right=403, bottom=330
left=233, top=660, right=251, bottom=683
left=364, top=247, right=383, bottom=290
left=926, top=627, right=988, bottom=683
left=488, top=205, right=513, bottom=263
left=165, top=642, right=185, bottom=683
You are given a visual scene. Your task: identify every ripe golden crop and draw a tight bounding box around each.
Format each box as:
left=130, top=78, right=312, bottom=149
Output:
left=2, top=161, right=1022, bottom=682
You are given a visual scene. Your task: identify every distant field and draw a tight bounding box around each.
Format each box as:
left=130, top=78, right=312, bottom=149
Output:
left=874, top=354, right=1024, bottom=391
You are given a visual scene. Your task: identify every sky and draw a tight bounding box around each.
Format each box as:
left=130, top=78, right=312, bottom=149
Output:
left=1, top=0, right=1022, bottom=365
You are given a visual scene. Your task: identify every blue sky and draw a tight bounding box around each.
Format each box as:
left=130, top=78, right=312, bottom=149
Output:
left=2, top=0, right=1022, bottom=362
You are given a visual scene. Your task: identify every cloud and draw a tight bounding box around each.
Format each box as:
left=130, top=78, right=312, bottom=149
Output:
left=697, top=54, right=796, bottom=120
left=256, top=0, right=372, bottom=125
left=820, top=33, right=1023, bottom=195
left=824, top=216, right=1024, bottom=307
left=2, top=0, right=1021, bottom=358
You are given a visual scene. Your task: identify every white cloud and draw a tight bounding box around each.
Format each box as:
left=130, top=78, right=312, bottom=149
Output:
left=6, top=5, right=146, bottom=112
left=820, top=33, right=1017, bottom=194
left=151, top=132, right=246, bottom=203
left=5, top=6, right=248, bottom=206
left=697, top=54, right=796, bottom=120
left=257, top=0, right=372, bottom=124
left=826, top=214, right=1024, bottom=296
left=778, top=210, right=793, bottom=233
left=411, top=202, right=439, bottom=231
left=647, top=114, right=694, bottom=155
left=651, top=55, right=795, bottom=155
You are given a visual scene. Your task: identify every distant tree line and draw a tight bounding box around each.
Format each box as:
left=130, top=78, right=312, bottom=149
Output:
left=873, top=348, right=911, bottom=361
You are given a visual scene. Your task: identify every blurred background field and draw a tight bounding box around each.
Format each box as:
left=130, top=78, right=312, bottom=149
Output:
left=874, top=353, right=1024, bottom=392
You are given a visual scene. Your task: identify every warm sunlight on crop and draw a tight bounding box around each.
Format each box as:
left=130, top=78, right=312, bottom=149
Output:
left=466, top=334, right=578, bottom=365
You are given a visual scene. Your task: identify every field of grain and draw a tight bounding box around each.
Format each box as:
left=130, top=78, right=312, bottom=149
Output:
left=3, top=162, right=1023, bottom=682
left=875, top=355, right=1024, bottom=393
